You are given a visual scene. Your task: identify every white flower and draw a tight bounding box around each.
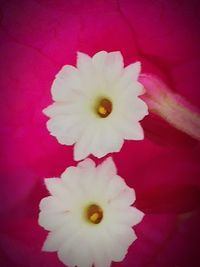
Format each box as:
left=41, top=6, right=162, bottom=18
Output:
left=39, top=157, right=144, bottom=267
left=43, top=51, right=148, bottom=161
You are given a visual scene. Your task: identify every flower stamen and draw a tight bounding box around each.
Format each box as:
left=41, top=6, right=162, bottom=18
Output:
left=86, top=204, right=103, bottom=224
left=96, top=98, right=112, bottom=118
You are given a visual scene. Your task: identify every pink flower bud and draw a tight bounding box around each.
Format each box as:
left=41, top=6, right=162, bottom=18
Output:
left=139, top=74, right=200, bottom=141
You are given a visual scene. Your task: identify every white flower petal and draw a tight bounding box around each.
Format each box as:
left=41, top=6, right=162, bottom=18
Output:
left=136, top=98, right=149, bottom=118
left=90, top=123, right=124, bottom=158
left=104, top=175, right=126, bottom=200
left=39, top=196, right=67, bottom=212
left=47, top=115, right=86, bottom=145
left=43, top=102, right=85, bottom=117
left=61, top=166, right=78, bottom=184
left=97, top=227, right=127, bottom=262
left=77, top=123, right=110, bottom=159
left=92, top=51, right=108, bottom=72
left=96, top=157, right=117, bottom=185
left=74, top=126, right=95, bottom=161
left=58, top=230, right=93, bottom=267
left=43, top=103, right=66, bottom=117
left=128, top=122, right=144, bottom=140
left=78, top=158, right=96, bottom=170
left=130, top=206, right=144, bottom=225
left=105, top=177, right=135, bottom=206
left=125, top=98, right=148, bottom=121
left=116, top=84, right=148, bottom=119
left=109, top=224, right=137, bottom=247
left=61, top=167, right=89, bottom=201
left=77, top=52, right=93, bottom=72
left=126, top=82, right=145, bottom=96
left=73, top=122, right=121, bottom=161
left=92, top=243, right=111, bottom=267
left=44, top=178, right=63, bottom=195
left=105, top=51, right=124, bottom=82
left=38, top=211, right=68, bottom=231
left=44, top=51, right=147, bottom=160
left=42, top=227, right=67, bottom=252
left=44, top=178, right=73, bottom=204
left=39, top=158, right=143, bottom=267
left=119, top=62, right=141, bottom=87
left=114, top=117, right=144, bottom=140
left=111, top=207, right=144, bottom=227
left=51, top=65, right=82, bottom=101
left=77, top=52, right=102, bottom=93
left=92, top=158, right=117, bottom=198
left=61, top=167, right=85, bottom=194
left=68, top=237, right=93, bottom=267
left=99, top=157, right=117, bottom=175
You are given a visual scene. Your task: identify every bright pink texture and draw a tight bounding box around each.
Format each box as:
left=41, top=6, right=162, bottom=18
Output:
left=0, top=1, right=200, bottom=267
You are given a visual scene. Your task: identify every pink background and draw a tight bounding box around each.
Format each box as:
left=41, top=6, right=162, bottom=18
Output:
left=0, top=1, right=200, bottom=266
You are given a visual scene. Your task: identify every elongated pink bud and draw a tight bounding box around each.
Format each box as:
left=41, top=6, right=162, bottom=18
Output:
left=139, top=74, right=200, bottom=141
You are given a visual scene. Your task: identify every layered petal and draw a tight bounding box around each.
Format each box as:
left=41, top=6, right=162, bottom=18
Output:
left=38, top=158, right=144, bottom=267
left=44, top=51, right=147, bottom=160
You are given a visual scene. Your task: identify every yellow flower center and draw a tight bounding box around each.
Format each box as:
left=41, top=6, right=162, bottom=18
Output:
left=96, top=98, right=112, bottom=118
left=85, top=204, right=103, bottom=224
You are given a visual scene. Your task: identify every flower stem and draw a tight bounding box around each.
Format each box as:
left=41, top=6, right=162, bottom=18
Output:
left=139, top=74, right=200, bottom=141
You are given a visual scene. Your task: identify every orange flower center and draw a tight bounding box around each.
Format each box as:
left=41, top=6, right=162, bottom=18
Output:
left=86, top=204, right=103, bottom=224
left=96, top=98, right=112, bottom=118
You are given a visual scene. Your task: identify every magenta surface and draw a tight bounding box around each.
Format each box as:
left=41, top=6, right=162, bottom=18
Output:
left=0, top=1, right=200, bottom=267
